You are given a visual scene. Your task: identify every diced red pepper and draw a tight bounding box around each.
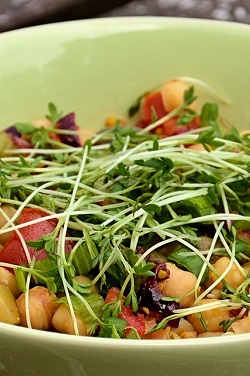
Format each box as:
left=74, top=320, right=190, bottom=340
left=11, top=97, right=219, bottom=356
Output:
left=105, top=287, right=146, bottom=337
left=137, top=91, right=200, bottom=138
left=230, top=308, right=248, bottom=318
left=0, top=208, right=74, bottom=266
left=139, top=92, right=167, bottom=126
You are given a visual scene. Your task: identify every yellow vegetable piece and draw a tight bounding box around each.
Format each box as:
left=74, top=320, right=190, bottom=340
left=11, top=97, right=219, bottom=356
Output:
left=0, top=205, right=17, bottom=245
left=0, top=266, right=21, bottom=298
left=0, top=284, right=20, bottom=325
left=52, top=303, right=89, bottom=336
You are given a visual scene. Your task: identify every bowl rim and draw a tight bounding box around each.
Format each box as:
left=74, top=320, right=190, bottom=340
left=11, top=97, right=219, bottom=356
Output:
left=1, top=320, right=250, bottom=348
left=0, top=16, right=250, bottom=348
left=1, top=15, right=250, bottom=39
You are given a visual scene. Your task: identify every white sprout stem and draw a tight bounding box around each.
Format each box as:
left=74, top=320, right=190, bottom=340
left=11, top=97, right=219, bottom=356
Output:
left=0, top=181, right=57, bottom=232
left=175, top=76, right=232, bottom=105
left=156, top=187, right=208, bottom=207
left=134, top=235, right=190, bottom=267
left=59, top=145, right=90, bottom=263
left=173, top=299, right=239, bottom=316
left=105, top=141, right=151, bottom=173
left=215, top=221, right=247, bottom=279
left=122, top=135, right=131, bottom=152
left=24, top=257, right=36, bottom=329
left=4, top=146, right=81, bottom=155
left=219, top=183, right=231, bottom=230
left=64, top=279, right=101, bottom=325
left=56, top=229, right=79, bottom=335
left=91, top=236, right=126, bottom=286
left=56, top=145, right=90, bottom=335
left=197, top=225, right=238, bottom=300
left=130, top=212, right=148, bottom=250
left=137, top=104, right=187, bottom=134
left=0, top=208, right=107, bottom=237
left=195, top=221, right=225, bottom=302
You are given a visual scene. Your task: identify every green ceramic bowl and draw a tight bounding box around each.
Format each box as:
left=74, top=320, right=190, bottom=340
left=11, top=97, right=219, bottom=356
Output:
left=0, top=17, right=250, bottom=376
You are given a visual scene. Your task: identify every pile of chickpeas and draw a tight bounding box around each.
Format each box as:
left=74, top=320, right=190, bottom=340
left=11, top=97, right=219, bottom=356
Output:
left=1, top=248, right=250, bottom=337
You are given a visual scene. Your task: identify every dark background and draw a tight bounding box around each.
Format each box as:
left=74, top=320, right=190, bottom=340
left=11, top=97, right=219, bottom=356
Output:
left=1, top=0, right=250, bottom=33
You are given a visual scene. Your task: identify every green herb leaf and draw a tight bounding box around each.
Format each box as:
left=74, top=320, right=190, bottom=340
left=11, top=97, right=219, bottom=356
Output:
left=142, top=203, right=162, bottom=216
left=14, top=267, right=27, bottom=292
left=167, top=247, right=209, bottom=284
left=57, top=292, right=104, bottom=325
left=14, top=122, right=36, bottom=134
left=128, top=91, right=150, bottom=117
left=71, top=241, right=98, bottom=276
left=98, top=317, right=127, bottom=338
left=184, top=85, right=197, bottom=106
left=200, top=103, right=221, bottom=138
left=45, top=102, right=63, bottom=124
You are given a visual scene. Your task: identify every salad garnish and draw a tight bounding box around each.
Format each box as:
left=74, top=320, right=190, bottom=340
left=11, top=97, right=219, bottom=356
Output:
left=0, top=79, right=250, bottom=339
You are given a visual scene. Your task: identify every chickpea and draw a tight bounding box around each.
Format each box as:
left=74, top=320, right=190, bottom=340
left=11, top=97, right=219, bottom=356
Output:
left=197, top=332, right=224, bottom=338
left=206, top=288, right=221, bottom=300
left=198, top=236, right=213, bottom=251
left=16, top=286, right=59, bottom=330
left=159, top=262, right=197, bottom=308
left=52, top=303, right=89, bottom=336
left=239, top=130, right=250, bottom=136
left=230, top=317, right=250, bottom=334
left=144, top=320, right=197, bottom=340
left=0, top=266, right=21, bottom=298
left=161, top=79, right=196, bottom=113
left=78, top=128, right=96, bottom=146
left=207, top=257, right=246, bottom=291
left=187, top=143, right=210, bottom=152
left=0, top=284, right=20, bottom=325
left=187, top=298, right=230, bottom=334
left=242, top=261, right=250, bottom=275
left=105, top=116, right=126, bottom=128
left=31, top=119, right=52, bottom=128
left=143, top=326, right=178, bottom=340
left=0, top=205, right=17, bottom=245
left=74, top=275, right=99, bottom=293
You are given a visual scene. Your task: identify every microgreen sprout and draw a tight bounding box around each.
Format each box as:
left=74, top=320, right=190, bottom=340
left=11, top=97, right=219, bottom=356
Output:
left=1, top=85, right=250, bottom=339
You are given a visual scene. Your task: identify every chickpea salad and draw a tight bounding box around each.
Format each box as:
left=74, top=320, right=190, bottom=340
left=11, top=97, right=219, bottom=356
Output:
left=0, top=79, right=250, bottom=339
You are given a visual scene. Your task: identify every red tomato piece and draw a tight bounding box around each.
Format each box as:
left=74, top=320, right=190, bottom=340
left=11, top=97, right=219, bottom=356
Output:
left=105, top=287, right=146, bottom=337
left=0, top=208, right=74, bottom=266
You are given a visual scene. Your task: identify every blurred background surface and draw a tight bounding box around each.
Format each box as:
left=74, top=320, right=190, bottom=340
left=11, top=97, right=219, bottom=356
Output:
left=1, top=0, right=250, bottom=33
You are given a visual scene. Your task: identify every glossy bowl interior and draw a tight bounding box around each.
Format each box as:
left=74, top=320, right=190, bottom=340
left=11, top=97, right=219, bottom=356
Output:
left=0, top=17, right=250, bottom=376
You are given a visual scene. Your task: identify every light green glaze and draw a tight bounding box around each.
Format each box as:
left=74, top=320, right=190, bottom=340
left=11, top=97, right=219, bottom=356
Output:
left=0, top=17, right=250, bottom=376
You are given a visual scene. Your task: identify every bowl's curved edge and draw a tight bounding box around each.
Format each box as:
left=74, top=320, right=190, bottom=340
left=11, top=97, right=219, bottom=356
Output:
left=0, top=16, right=250, bottom=352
